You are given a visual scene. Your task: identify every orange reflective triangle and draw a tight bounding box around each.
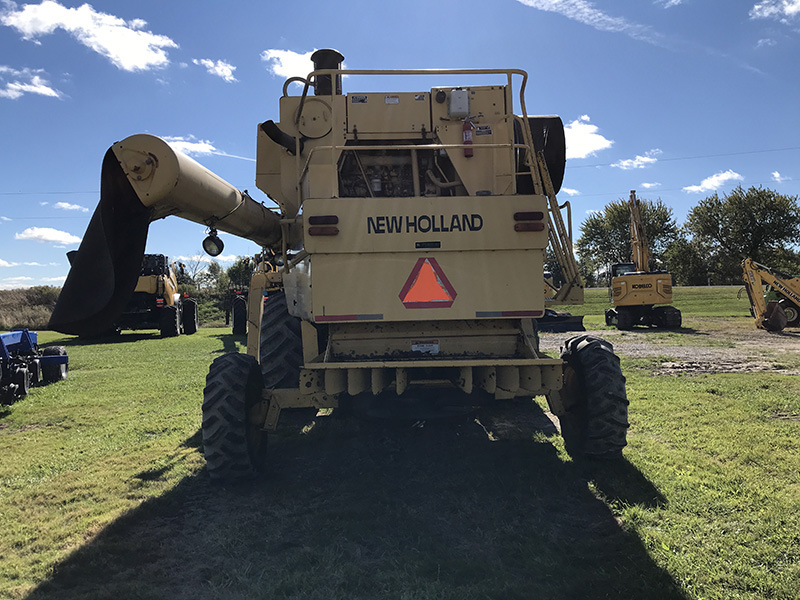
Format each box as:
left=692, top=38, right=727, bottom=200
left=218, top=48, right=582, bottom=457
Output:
left=405, top=260, right=453, bottom=303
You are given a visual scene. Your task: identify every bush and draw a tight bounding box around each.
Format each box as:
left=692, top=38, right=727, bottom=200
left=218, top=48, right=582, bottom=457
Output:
left=0, top=286, right=61, bottom=330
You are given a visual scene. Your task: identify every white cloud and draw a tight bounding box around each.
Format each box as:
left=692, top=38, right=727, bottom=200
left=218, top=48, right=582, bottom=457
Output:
left=683, top=169, right=743, bottom=193
left=657, top=0, right=684, bottom=6
left=0, top=65, right=62, bottom=99
left=163, top=136, right=255, bottom=162
left=1, top=258, right=19, bottom=267
left=261, top=49, right=316, bottom=79
left=561, top=187, right=579, bottom=196
left=174, top=254, right=238, bottom=264
left=54, top=201, right=89, bottom=212
left=192, top=58, right=237, bottom=83
left=515, top=0, right=664, bottom=44
left=15, top=226, right=81, bottom=244
left=612, top=149, right=662, bottom=170
left=1, top=216, right=10, bottom=221
left=772, top=171, right=791, bottom=182
left=1, top=1, right=178, bottom=71
left=41, top=275, right=66, bottom=283
left=757, top=38, right=777, bottom=48
left=641, top=182, right=661, bottom=189
left=564, top=115, right=613, bottom=159
left=750, top=0, right=800, bottom=21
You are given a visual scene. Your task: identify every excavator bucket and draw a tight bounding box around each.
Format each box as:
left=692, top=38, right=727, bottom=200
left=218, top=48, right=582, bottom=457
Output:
left=48, top=150, right=152, bottom=336
left=764, top=301, right=788, bottom=332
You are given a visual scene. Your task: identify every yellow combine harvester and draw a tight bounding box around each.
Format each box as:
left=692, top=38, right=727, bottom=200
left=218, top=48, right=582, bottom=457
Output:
left=51, top=50, right=630, bottom=478
left=604, top=190, right=682, bottom=330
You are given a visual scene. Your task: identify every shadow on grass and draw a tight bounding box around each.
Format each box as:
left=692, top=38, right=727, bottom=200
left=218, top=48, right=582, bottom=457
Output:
left=210, top=332, right=245, bottom=355
left=26, top=404, right=685, bottom=600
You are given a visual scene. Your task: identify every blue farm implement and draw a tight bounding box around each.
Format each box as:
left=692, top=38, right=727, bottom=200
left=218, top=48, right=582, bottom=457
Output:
left=1, top=329, right=68, bottom=404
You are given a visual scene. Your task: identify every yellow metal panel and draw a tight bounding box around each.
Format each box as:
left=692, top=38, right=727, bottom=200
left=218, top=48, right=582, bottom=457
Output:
left=346, top=92, right=431, bottom=136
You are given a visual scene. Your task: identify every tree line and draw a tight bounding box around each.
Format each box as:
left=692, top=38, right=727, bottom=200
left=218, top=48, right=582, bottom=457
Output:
left=175, top=255, right=255, bottom=324
left=574, top=185, right=800, bottom=287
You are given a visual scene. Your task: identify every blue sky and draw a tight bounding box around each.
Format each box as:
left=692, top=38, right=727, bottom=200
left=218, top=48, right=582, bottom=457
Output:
left=1, top=0, right=799, bottom=289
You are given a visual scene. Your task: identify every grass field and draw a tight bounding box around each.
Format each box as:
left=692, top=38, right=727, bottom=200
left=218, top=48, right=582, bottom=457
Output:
left=1, top=287, right=799, bottom=599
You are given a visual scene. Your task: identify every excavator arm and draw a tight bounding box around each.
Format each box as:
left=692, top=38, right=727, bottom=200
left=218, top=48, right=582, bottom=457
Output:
left=741, top=258, right=800, bottom=332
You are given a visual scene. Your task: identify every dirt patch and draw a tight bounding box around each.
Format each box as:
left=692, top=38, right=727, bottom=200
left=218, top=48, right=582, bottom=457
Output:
left=539, top=319, right=800, bottom=376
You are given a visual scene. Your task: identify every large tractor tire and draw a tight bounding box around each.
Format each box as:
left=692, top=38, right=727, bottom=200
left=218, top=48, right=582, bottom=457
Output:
left=259, top=290, right=313, bottom=426
left=259, top=291, right=303, bottom=388
left=42, top=346, right=68, bottom=382
left=159, top=305, right=181, bottom=337
left=202, top=353, right=266, bottom=480
left=779, top=299, right=800, bottom=327
left=558, top=335, right=629, bottom=459
left=232, top=295, right=248, bottom=336
left=182, top=298, right=199, bottom=335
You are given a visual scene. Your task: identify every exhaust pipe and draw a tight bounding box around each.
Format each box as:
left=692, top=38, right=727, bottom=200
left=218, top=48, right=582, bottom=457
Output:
left=50, top=134, right=293, bottom=336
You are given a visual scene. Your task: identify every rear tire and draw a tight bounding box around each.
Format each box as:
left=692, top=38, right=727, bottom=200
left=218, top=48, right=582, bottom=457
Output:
left=182, top=299, right=199, bottom=335
left=42, top=346, right=68, bottom=382
left=160, top=305, right=180, bottom=337
left=232, top=295, right=248, bottom=336
left=259, top=291, right=313, bottom=426
left=779, top=300, right=800, bottom=327
left=260, top=291, right=303, bottom=388
left=202, top=353, right=266, bottom=480
left=559, top=335, right=629, bottom=458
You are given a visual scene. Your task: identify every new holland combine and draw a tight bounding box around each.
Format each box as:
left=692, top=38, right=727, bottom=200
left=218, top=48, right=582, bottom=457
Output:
left=50, top=50, right=628, bottom=479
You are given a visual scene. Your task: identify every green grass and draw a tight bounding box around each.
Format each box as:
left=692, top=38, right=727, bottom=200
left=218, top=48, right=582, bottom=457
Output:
left=1, top=288, right=799, bottom=599
left=563, top=285, right=750, bottom=327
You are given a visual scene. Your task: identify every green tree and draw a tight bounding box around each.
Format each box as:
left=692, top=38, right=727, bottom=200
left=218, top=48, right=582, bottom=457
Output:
left=226, top=256, right=255, bottom=289
left=576, top=197, right=678, bottom=284
left=684, top=185, right=800, bottom=283
left=663, top=234, right=709, bottom=286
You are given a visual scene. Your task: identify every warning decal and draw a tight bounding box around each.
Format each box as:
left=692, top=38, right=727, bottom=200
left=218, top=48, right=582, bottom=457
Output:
left=399, top=257, right=457, bottom=309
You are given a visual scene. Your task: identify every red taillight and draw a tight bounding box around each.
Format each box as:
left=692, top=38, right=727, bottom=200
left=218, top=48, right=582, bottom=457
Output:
left=514, top=211, right=545, bottom=232
left=514, top=222, right=546, bottom=232
left=156, top=299, right=164, bottom=307
left=308, top=225, right=340, bottom=236
left=308, top=215, right=339, bottom=225
left=514, top=211, right=544, bottom=221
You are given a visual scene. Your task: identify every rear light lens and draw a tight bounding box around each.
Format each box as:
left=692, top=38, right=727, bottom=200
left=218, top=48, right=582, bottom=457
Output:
left=514, top=211, right=544, bottom=221
left=156, top=299, right=164, bottom=307
left=308, top=226, right=340, bottom=236
left=514, top=222, right=546, bottom=232
left=308, top=215, right=339, bottom=225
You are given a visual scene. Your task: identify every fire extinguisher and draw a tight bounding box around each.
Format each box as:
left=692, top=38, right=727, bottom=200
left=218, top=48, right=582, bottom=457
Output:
left=463, top=119, right=474, bottom=158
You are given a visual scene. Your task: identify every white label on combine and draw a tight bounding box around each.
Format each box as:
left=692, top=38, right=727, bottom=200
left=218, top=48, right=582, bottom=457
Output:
left=385, top=95, right=400, bottom=104
left=411, top=339, right=440, bottom=354
left=475, top=125, right=493, bottom=136
left=351, top=95, right=368, bottom=104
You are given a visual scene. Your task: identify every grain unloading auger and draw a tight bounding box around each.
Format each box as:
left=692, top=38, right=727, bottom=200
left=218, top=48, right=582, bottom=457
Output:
left=51, top=50, right=628, bottom=479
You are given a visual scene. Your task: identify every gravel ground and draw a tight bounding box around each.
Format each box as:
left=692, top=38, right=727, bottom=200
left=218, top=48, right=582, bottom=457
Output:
left=538, top=318, right=800, bottom=375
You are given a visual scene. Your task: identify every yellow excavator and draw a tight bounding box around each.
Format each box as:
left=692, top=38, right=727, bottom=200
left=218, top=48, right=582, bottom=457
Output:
left=741, top=257, right=800, bottom=332
left=604, top=190, right=682, bottom=330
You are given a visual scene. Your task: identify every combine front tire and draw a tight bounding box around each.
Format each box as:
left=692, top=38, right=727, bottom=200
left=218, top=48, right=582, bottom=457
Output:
left=559, top=335, right=629, bottom=459
left=232, top=295, right=247, bottom=336
left=42, top=346, right=68, bottom=382
left=160, top=305, right=181, bottom=337
left=182, top=299, right=199, bottom=335
left=202, top=353, right=266, bottom=480
left=259, top=291, right=302, bottom=388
